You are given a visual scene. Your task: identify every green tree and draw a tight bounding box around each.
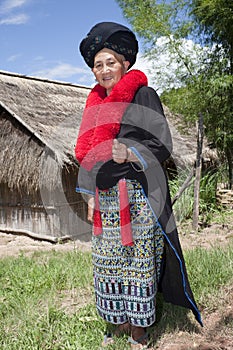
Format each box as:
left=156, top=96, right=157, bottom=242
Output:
left=191, top=0, right=233, bottom=187
left=191, top=0, right=233, bottom=74
left=116, top=0, right=233, bottom=188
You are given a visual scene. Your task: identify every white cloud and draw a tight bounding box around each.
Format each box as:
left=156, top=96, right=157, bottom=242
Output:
left=133, top=53, right=156, bottom=89
left=0, top=0, right=30, bottom=25
left=0, top=13, right=29, bottom=24
left=31, top=63, right=94, bottom=86
left=0, top=0, right=28, bottom=14
left=34, top=56, right=45, bottom=61
left=7, top=53, right=22, bottom=62
left=133, top=37, right=210, bottom=94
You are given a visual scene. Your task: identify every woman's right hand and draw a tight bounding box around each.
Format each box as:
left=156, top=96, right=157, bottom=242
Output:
left=87, top=196, right=94, bottom=223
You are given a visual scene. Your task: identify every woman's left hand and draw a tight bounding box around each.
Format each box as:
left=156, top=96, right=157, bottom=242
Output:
left=112, top=139, right=128, bottom=164
left=87, top=196, right=94, bottom=223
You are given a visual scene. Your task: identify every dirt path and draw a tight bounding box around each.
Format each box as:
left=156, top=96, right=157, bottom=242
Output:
left=0, top=231, right=91, bottom=258
left=155, top=282, right=233, bottom=350
left=1, top=220, right=232, bottom=258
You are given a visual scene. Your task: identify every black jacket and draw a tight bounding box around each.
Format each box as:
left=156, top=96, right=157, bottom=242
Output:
left=76, top=86, right=203, bottom=326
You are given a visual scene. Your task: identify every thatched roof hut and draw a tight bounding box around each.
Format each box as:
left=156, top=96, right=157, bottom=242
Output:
left=0, top=70, right=215, bottom=241
left=0, top=70, right=91, bottom=240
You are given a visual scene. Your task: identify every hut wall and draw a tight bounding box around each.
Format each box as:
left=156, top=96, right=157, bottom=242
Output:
left=60, top=166, right=91, bottom=241
left=0, top=168, right=91, bottom=240
left=0, top=183, right=56, bottom=235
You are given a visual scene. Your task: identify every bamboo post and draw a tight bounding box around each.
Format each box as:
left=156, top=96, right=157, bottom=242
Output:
left=192, top=113, right=204, bottom=231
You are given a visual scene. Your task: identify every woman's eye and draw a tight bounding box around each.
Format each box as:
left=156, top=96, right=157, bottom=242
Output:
left=94, top=64, right=102, bottom=70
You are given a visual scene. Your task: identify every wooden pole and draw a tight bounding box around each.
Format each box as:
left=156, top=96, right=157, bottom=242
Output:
left=192, top=113, right=204, bottom=231
left=0, top=228, right=71, bottom=244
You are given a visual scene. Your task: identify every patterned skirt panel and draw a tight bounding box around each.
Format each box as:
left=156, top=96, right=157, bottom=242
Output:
left=92, top=180, right=164, bottom=327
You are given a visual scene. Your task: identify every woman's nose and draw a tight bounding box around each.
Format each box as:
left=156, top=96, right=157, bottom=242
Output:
left=102, top=64, right=110, bottom=73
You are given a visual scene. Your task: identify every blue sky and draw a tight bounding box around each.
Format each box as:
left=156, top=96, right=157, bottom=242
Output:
left=0, top=0, right=205, bottom=91
left=0, top=0, right=137, bottom=87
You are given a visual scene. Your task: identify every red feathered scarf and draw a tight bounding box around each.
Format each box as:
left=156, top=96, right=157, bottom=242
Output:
left=75, top=69, right=148, bottom=170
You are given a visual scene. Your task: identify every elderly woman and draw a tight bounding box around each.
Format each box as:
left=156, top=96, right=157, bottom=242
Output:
left=75, top=22, right=202, bottom=349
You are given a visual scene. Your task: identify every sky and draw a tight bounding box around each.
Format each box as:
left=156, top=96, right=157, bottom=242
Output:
left=0, top=0, right=152, bottom=88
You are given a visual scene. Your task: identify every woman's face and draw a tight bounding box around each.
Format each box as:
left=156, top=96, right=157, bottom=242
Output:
left=92, top=49, right=130, bottom=95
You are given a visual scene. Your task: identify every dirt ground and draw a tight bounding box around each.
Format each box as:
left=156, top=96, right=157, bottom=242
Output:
left=0, top=216, right=233, bottom=350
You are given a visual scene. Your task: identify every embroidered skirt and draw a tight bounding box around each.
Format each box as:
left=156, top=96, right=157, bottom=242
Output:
left=92, top=180, right=164, bottom=327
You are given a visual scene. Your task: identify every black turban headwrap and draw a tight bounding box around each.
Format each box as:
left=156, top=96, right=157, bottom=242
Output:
left=79, top=22, right=138, bottom=69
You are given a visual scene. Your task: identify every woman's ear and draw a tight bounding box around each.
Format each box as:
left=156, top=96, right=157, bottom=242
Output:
left=123, top=60, right=130, bottom=72
left=92, top=68, right=97, bottom=80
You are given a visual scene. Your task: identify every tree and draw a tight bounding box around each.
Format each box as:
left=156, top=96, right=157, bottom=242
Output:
left=116, top=0, right=233, bottom=189
left=191, top=0, right=233, bottom=74
left=191, top=0, right=233, bottom=188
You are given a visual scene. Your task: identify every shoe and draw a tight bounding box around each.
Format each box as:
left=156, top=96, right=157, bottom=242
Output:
left=101, top=333, right=115, bottom=347
left=101, top=322, right=131, bottom=347
left=128, top=332, right=150, bottom=349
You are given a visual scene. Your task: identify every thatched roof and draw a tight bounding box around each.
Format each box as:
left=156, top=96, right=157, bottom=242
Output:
left=0, top=70, right=90, bottom=191
left=0, top=70, right=216, bottom=192
left=164, top=106, right=217, bottom=170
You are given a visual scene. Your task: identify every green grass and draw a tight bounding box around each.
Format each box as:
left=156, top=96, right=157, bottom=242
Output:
left=0, top=244, right=233, bottom=349
left=184, top=244, right=233, bottom=309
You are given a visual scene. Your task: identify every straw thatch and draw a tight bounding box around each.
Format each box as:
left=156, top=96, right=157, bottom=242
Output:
left=164, top=106, right=217, bottom=172
left=0, top=70, right=90, bottom=192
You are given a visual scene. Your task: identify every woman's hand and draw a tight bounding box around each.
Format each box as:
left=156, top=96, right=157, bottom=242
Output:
left=87, top=196, right=94, bottom=223
left=112, top=139, right=128, bottom=164
left=112, top=139, right=139, bottom=163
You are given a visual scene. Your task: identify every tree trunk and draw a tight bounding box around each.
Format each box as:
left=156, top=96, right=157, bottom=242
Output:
left=192, top=113, right=204, bottom=231
left=0, top=228, right=71, bottom=243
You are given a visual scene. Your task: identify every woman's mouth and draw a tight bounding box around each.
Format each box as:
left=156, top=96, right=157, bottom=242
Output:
left=103, top=76, right=113, bottom=81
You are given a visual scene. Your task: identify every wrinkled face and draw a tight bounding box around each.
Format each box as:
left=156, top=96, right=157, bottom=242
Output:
left=92, top=48, right=130, bottom=95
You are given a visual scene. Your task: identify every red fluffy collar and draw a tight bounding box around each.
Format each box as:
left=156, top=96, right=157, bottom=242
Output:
left=75, top=69, right=148, bottom=170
